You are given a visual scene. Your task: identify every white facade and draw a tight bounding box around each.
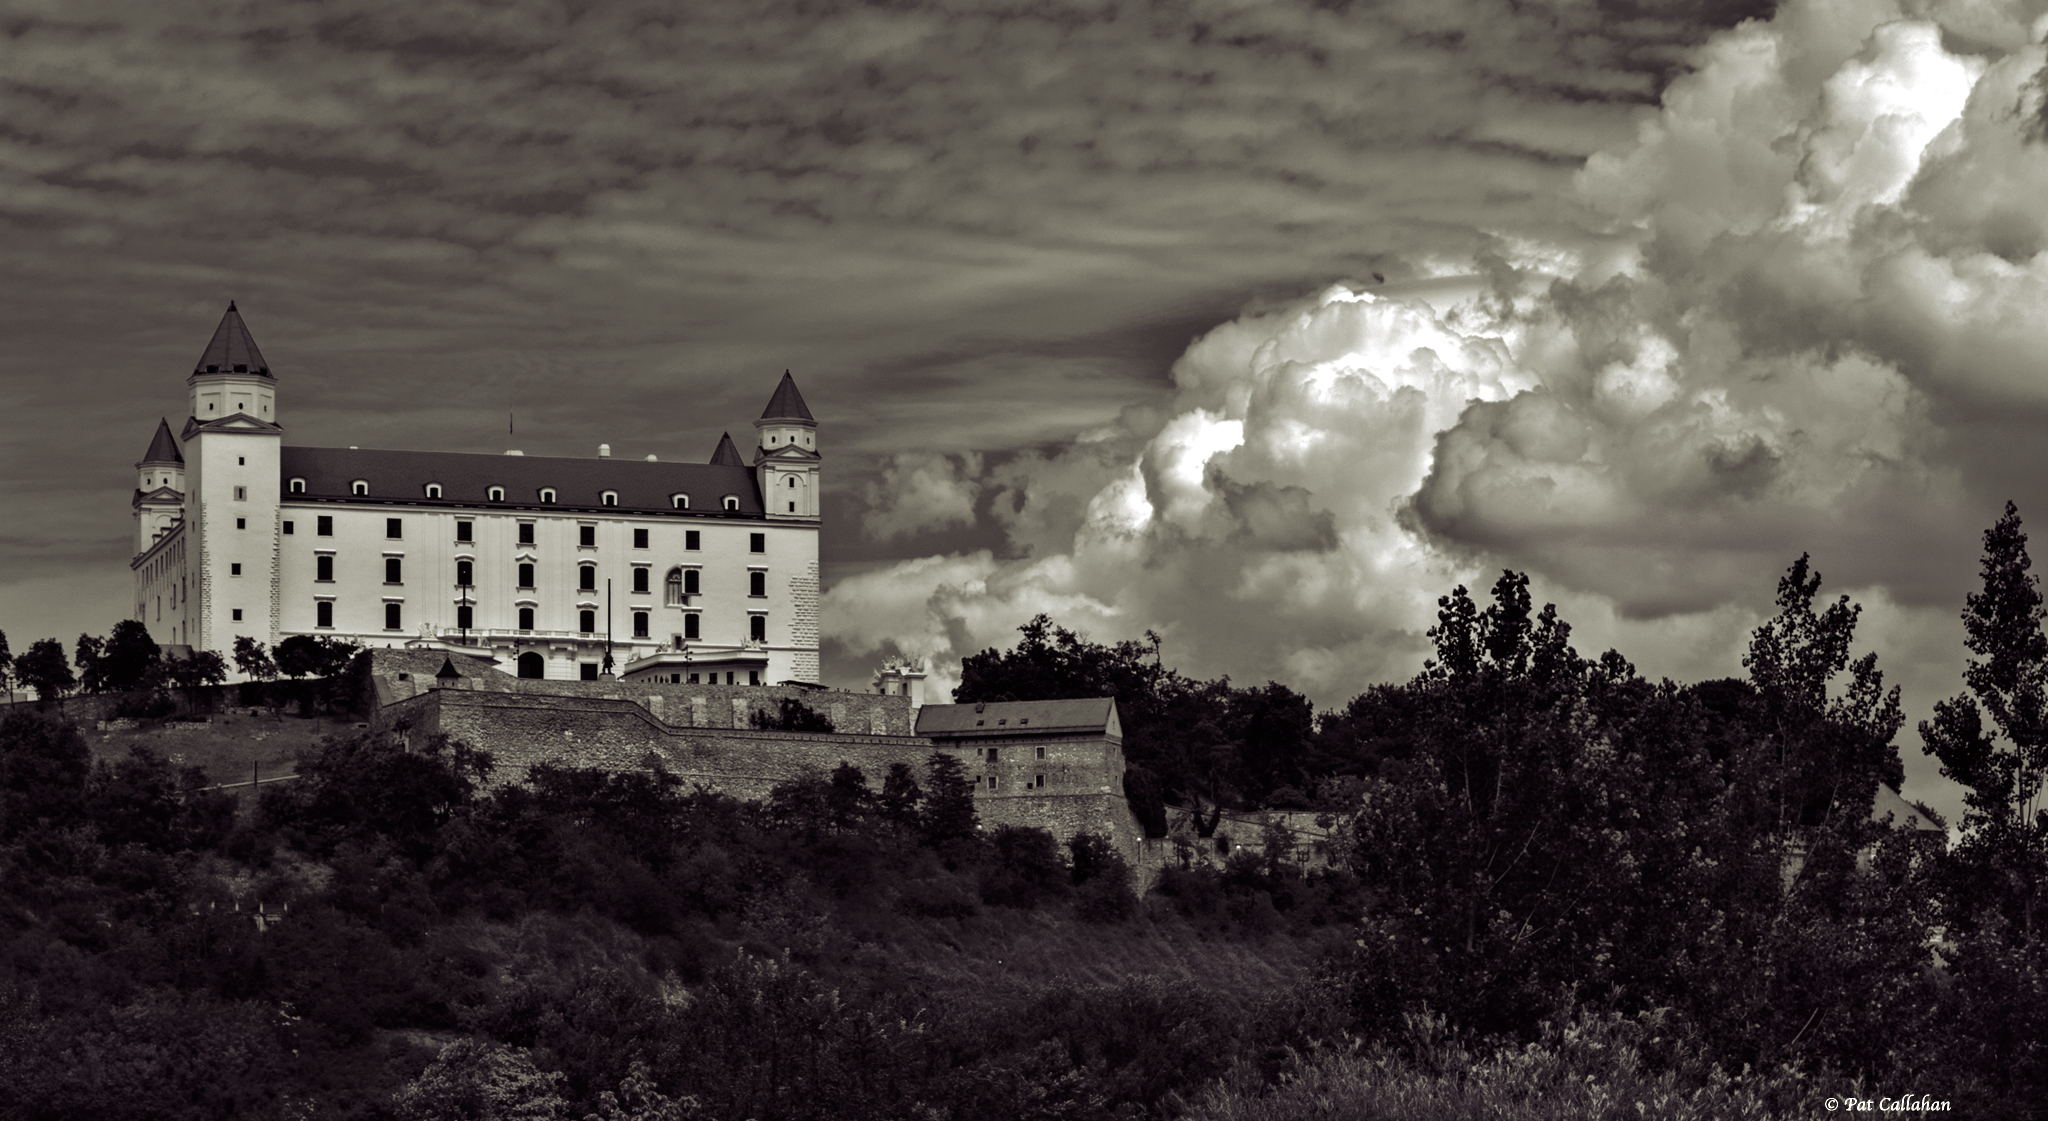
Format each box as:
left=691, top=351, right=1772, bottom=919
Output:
left=131, top=305, right=824, bottom=682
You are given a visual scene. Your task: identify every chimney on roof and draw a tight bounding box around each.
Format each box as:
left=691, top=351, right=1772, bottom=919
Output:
left=599, top=444, right=611, bottom=458
left=505, top=450, right=524, bottom=456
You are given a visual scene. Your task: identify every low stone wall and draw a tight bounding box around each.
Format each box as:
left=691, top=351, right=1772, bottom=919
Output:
left=381, top=686, right=1144, bottom=866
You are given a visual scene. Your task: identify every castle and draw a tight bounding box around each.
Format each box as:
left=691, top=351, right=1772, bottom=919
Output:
left=130, top=305, right=1150, bottom=860
left=132, top=304, right=822, bottom=686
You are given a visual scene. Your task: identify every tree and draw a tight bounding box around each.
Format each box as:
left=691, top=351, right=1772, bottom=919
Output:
left=13, top=639, right=74, bottom=706
left=1924, top=502, right=2048, bottom=939
left=878, top=762, right=921, bottom=830
left=100, top=620, right=160, bottom=692
left=0, top=629, right=11, bottom=702
left=0, top=709, right=92, bottom=839
left=391, top=1039, right=567, bottom=1121
left=751, top=697, right=835, bottom=732
left=73, top=634, right=105, bottom=694
left=167, top=649, right=227, bottom=713
left=274, top=634, right=322, bottom=682
left=234, top=636, right=283, bottom=718
left=921, top=752, right=978, bottom=849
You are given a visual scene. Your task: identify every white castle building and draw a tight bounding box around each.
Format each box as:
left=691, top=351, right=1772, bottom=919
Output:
left=132, top=304, right=822, bottom=684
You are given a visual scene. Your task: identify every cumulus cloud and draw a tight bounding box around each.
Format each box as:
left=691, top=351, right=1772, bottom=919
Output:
left=825, top=0, right=2048, bottom=747
left=862, top=452, right=983, bottom=540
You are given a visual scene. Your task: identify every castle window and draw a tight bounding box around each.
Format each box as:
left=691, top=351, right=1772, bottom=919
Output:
left=488, top=486, right=505, bottom=502
left=316, top=601, right=333, bottom=628
left=232, top=609, right=243, bottom=622
left=518, top=522, right=535, bottom=545
left=289, top=478, right=305, bottom=494
left=749, top=615, right=766, bottom=641
left=750, top=533, right=765, bottom=553
left=238, top=456, right=245, bottom=466
left=317, top=515, right=332, bottom=536
left=749, top=571, right=766, bottom=597
left=684, top=569, right=699, bottom=596
left=456, top=560, right=473, bottom=586
left=987, top=748, right=999, bottom=763
left=386, top=518, right=402, bottom=539
left=632, top=567, right=649, bottom=594
left=749, top=670, right=760, bottom=686
left=385, top=557, right=402, bottom=584
left=456, top=604, right=473, bottom=630
left=316, top=555, right=334, bottom=582
left=578, top=565, right=596, bottom=592
left=236, top=518, right=246, bottom=530
left=1036, top=746, right=1045, bottom=759
left=283, top=522, right=293, bottom=535
left=632, top=611, right=649, bottom=638
left=425, top=484, right=442, bottom=499
left=684, top=613, right=700, bottom=640
left=518, top=606, right=535, bottom=631
left=601, top=491, right=618, bottom=506
left=579, top=525, right=596, bottom=547
left=578, top=609, right=595, bottom=634
left=517, top=563, right=534, bottom=589
left=233, top=486, right=246, bottom=501
left=633, top=528, right=648, bottom=549
left=665, top=568, right=683, bottom=604
left=686, top=530, right=700, bottom=551
left=231, top=563, right=242, bottom=576
left=786, top=476, right=796, bottom=488
left=456, top=520, right=472, bottom=542
left=539, top=488, right=556, bottom=503
left=352, top=481, right=368, bottom=496
left=1035, top=774, right=1045, bottom=788
left=723, top=496, right=740, bottom=511
left=580, top=663, right=599, bottom=680
left=687, top=673, right=700, bottom=684
left=385, top=603, right=402, bottom=630
left=672, top=494, right=689, bottom=509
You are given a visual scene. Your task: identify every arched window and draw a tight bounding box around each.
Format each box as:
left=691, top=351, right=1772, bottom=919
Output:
left=517, top=563, right=535, bottom=588
left=425, top=483, right=443, bottom=499
left=517, top=651, right=544, bottom=678
left=665, top=568, right=683, bottom=604
left=672, top=494, right=689, bottom=509
left=455, top=560, right=473, bottom=586
left=578, top=609, right=595, bottom=634
left=601, top=491, right=618, bottom=506
left=722, top=496, right=739, bottom=511
left=289, top=478, right=306, bottom=494
left=684, top=569, right=700, bottom=596
left=518, top=606, right=535, bottom=631
left=539, top=488, right=556, bottom=503
left=352, top=480, right=369, bottom=496
left=578, top=564, right=596, bottom=592
left=488, top=486, right=505, bottom=501
left=749, top=571, right=765, bottom=597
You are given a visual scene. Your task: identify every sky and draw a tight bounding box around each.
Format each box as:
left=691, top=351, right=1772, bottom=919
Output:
left=8, top=0, right=2048, bottom=823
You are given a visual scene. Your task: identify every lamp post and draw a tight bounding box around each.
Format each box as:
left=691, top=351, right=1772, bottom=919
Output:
left=602, top=578, right=615, bottom=677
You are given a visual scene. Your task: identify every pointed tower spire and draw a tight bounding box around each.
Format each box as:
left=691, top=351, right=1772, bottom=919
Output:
left=193, top=302, right=272, bottom=377
left=709, top=432, right=746, bottom=466
left=759, top=370, right=814, bottom=422
left=140, top=418, right=183, bottom=465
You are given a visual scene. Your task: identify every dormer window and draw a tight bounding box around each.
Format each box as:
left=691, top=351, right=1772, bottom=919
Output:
left=601, top=491, right=618, bottom=506
left=425, top=483, right=443, bottom=499
left=488, top=486, right=505, bottom=501
left=351, top=480, right=369, bottom=496
left=723, top=496, right=739, bottom=511
left=672, top=494, right=689, bottom=509
left=539, top=488, right=556, bottom=503
left=289, top=478, right=306, bottom=494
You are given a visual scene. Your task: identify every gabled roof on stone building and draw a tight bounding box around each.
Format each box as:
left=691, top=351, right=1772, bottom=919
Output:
left=916, top=697, right=1122, bottom=740
left=759, top=371, right=814, bottom=422
left=709, top=432, right=746, bottom=467
left=140, top=418, right=183, bottom=465
left=193, top=302, right=272, bottom=377
left=278, top=447, right=765, bottom=515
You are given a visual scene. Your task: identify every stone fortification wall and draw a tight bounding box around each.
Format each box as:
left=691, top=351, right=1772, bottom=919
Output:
left=380, top=685, right=1143, bottom=864
left=370, top=648, right=913, bottom=734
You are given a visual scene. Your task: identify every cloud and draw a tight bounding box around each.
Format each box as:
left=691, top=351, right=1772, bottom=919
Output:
left=862, top=451, right=983, bottom=541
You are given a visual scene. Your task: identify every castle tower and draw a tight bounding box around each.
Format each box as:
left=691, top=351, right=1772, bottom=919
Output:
left=753, top=370, right=819, bottom=521
left=133, top=418, right=186, bottom=556
left=181, top=303, right=284, bottom=654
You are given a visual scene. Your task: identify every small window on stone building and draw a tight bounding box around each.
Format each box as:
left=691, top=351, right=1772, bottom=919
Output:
left=578, top=565, right=596, bottom=591
left=234, top=486, right=246, bottom=501
left=578, top=609, right=595, bottom=634
left=686, top=530, right=700, bottom=550
left=749, top=670, right=760, bottom=685
left=232, top=609, right=243, bottom=622
left=518, top=607, right=535, bottom=630
left=385, top=557, right=402, bottom=583
left=518, top=522, right=534, bottom=545
left=316, top=601, right=333, bottom=628
left=580, top=663, right=598, bottom=680
left=987, top=748, right=999, bottom=763
left=749, top=571, right=765, bottom=597
left=579, top=525, right=596, bottom=547
left=749, top=615, right=765, bottom=641
left=633, top=528, right=648, bottom=549
left=670, top=674, right=680, bottom=683
left=1036, top=746, right=1045, bottom=759
left=385, top=603, right=401, bottom=630
left=517, top=563, right=535, bottom=588
left=633, top=611, right=649, bottom=638
left=456, top=560, right=473, bottom=586
left=749, top=532, right=764, bottom=553
left=1035, top=774, right=1045, bottom=788
left=632, top=567, right=649, bottom=594
left=683, top=569, right=699, bottom=595
left=283, top=521, right=294, bottom=535
left=684, top=613, right=700, bottom=640
left=456, top=605, right=473, bottom=630
left=316, top=556, right=334, bottom=582
left=688, top=673, right=700, bottom=684
left=456, top=520, right=473, bottom=542
left=386, top=518, right=402, bottom=539
left=231, top=563, right=242, bottom=576
left=317, top=515, right=332, bottom=536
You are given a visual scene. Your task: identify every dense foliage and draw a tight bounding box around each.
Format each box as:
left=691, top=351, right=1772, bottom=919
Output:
left=17, top=509, right=2048, bottom=1116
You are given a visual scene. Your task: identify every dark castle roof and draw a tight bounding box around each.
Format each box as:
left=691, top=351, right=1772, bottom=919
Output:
left=193, top=302, right=271, bottom=377
left=759, top=371, right=814, bottom=422
left=916, top=697, right=1122, bottom=739
left=709, top=432, right=745, bottom=467
left=140, top=418, right=183, bottom=465
left=278, top=447, right=765, bottom=515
